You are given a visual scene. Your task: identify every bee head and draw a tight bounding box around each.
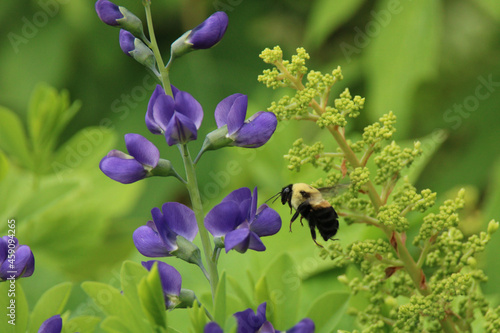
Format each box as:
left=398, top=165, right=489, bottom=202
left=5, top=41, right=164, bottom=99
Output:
left=280, top=184, right=293, bottom=206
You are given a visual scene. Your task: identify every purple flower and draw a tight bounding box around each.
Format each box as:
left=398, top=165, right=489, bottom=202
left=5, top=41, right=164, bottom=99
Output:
left=234, top=303, right=315, bottom=333
left=133, top=202, right=198, bottom=257
left=204, top=322, right=223, bottom=333
left=188, top=12, right=229, bottom=50
left=95, top=0, right=122, bottom=26
left=38, top=315, right=62, bottom=333
left=100, top=133, right=159, bottom=184
left=215, top=94, right=277, bottom=148
left=146, top=85, right=203, bottom=146
left=0, top=236, right=35, bottom=281
left=119, top=29, right=135, bottom=55
left=95, top=0, right=144, bottom=38
left=142, top=260, right=182, bottom=309
left=234, top=303, right=268, bottom=332
left=205, top=187, right=281, bottom=253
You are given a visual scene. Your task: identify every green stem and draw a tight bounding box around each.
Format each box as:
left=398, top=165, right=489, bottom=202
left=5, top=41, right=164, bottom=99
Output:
left=179, top=144, right=219, bottom=302
left=143, top=0, right=172, bottom=96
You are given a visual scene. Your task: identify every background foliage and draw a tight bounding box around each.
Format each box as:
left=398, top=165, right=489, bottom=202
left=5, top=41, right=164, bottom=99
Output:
left=0, top=0, right=499, bottom=331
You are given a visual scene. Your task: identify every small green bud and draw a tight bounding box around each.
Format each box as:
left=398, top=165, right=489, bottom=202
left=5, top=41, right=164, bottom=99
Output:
left=177, top=289, right=197, bottom=308
left=170, top=235, right=204, bottom=267
left=338, top=274, right=349, bottom=285
left=488, top=219, right=499, bottom=235
left=384, top=296, right=398, bottom=308
left=194, top=126, right=233, bottom=163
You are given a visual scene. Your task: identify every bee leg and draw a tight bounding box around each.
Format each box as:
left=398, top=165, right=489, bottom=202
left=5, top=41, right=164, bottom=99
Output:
left=309, top=226, right=323, bottom=248
left=289, top=210, right=300, bottom=232
left=299, top=216, right=304, bottom=227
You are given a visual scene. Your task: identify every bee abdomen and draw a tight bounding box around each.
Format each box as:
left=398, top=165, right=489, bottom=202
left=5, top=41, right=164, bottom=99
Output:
left=311, top=206, right=339, bottom=241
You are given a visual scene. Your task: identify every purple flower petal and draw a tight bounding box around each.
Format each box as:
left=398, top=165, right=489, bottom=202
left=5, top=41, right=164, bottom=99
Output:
left=221, top=187, right=252, bottom=218
left=150, top=208, right=176, bottom=248
left=16, top=245, right=35, bottom=278
left=161, top=202, right=198, bottom=242
left=133, top=226, right=172, bottom=257
left=214, top=94, right=243, bottom=128
left=124, top=133, right=159, bottom=168
left=205, top=201, right=243, bottom=237
left=38, top=314, right=62, bottom=333
left=248, top=232, right=266, bottom=252
left=204, top=322, right=223, bottom=333
left=285, top=318, right=315, bottom=333
left=119, top=29, right=135, bottom=55
left=225, top=228, right=250, bottom=253
left=95, top=0, right=123, bottom=26
left=146, top=85, right=165, bottom=134
left=99, top=156, right=146, bottom=184
left=0, top=237, right=7, bottom=264
left=152, top=94, right=176, bottom=131
left=164, top=113, right=199, bottom=146
left=234, top=303, right=267, bottom=333
left=250, top=205, right=282, bottom=237
left=188, top=12, right=228, bottom=50
left=173, top=91, right=203, bottom=129
left=142, top=260, right=182, bottom=308
left=233, top=112, right=277, bottom=148
left=226, top=94, right=247, bottom=136
left=258, top=321, right=276, bottom=333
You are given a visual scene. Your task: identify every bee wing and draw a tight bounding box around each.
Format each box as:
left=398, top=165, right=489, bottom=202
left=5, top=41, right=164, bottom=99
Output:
left=317, top=183, right=350, bottom=198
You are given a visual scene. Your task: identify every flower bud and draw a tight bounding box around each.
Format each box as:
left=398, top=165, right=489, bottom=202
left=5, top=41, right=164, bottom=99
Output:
left=177, top=289, right=196, bottom=308
left=487, top=219, right=499, bottom=235
left=95, top=0, right=145, bottom=38
left=119, top=30, right=155, bottom=70
left=170, top=235, right=204, bottom=267
left=170, top=11, right=228, bottom=59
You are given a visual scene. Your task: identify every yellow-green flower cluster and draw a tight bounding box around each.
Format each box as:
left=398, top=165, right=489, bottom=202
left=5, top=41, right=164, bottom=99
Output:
left=413, top=189, right=466, bottom=245
left=311, top=170, right=342, bottom=188
left=258, top=46, right=309, bottom=90
left=377, top=203, right=409, bottom=232
left=374, top=141, right=422, bottom=185
left=348, top=239, right=393, bottom=265
left=362, top=111, right=397, bottom=151
left=485, top=306, right=500, bottom=333
left=349, top=166, right=370, bottom=193
left=392, top=178, right=436, bottom=213
left=283, top=138, right=325, bottom=171
left=317, top=89, right=365, bottom=128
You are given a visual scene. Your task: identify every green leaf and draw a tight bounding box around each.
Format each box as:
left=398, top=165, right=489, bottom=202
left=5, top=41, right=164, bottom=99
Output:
left=81, top=281, right=147, bottom=333
left=0, top=106, right=32, bottom=170
left=254, top=275, right=270, bottom=308
left=188, top=301, right=207, bottom=333
left=260, top=253, right=300, bottom=330
left=63, top=316, right=101, bottom=333
left=213, top=271, right=227, bottom=326
left=101, top=316, right=133, bottom=333
left=138, top=263, right=167, bottom=330
left=306, top=291, right=351, bottom=333
left=120, top=261, right=148, bottom=313
left=0, top=281, right=28, bottom=333
left=365, top=0, right=441, bottom=135
left=305, top=0, right=366, bottom=49
left=227, top=275, right=253, bottom=309
left=29, top=282, right=72, bottom=333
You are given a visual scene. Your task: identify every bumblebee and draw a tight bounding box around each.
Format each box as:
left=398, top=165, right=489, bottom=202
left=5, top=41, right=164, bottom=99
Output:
left=271, top=183, right=340, bottom=247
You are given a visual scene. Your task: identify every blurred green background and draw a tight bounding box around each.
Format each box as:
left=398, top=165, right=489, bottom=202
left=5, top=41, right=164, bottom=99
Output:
left=1, top=0, right=500, bottom=331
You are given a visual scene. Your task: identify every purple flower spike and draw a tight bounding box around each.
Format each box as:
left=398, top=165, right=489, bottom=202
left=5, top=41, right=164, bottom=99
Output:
left=142, top=260, right=182, bottom=309
left=99, top=133, right=159, bottom=184
left=188, top=12, right=228, bottom=50
left=205, top=187, right=281, bottom=253
left=0, top=236, right=35, bottom=281
left=133, top=202, right=198, bottom=257
left=38, top=315, right=62, bottom=333
left=204, top=322, right=223, bottom=333
left=95, top=0, right=122, bottom=26
left=215, top=94, right=277, bottom=148
left=146, top=85, right=203, bottom=146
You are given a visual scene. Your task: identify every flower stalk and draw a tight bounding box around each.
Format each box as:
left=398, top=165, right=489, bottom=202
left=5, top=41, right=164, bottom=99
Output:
left=178, top=143, right=219, bottom=301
